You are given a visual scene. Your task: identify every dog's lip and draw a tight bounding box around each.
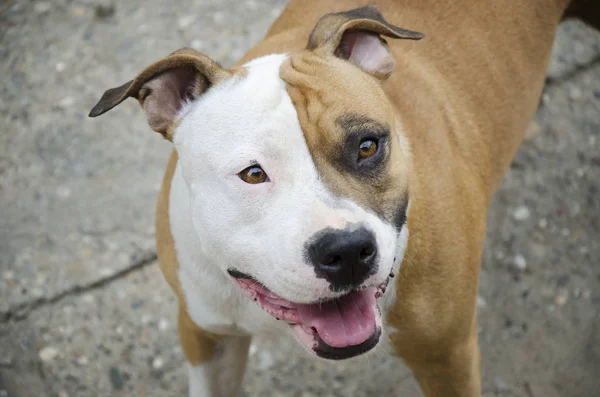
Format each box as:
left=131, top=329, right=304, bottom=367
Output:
left=230, top=275, right=302, bottom=323
left=227, top=269, right=254, bottom=280
left=227, top=268, right=391, bottom=306
left=228, top=268, right=392, bottom=353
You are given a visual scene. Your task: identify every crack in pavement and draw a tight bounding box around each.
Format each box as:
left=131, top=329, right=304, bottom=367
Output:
left=0, top=251, right=157, bottom=323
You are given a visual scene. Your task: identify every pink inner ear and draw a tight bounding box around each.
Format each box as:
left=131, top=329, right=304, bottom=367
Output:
left=140, top=67, right=198, bottom=135
left=340, top=31, right=396, bottom=76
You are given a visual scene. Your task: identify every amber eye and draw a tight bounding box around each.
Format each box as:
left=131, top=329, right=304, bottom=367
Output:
left=238, top=165, right=269, bottom=184
left=359, top=139, right=378, bottom=159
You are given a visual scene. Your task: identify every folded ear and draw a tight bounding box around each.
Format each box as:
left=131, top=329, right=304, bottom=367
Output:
left=307, top=5, right=424, bottom=78
left=88, top=48, right=230, bottom=140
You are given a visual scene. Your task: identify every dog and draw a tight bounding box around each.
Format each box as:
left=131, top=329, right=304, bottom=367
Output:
left=89, top=1, right=599, bottom=395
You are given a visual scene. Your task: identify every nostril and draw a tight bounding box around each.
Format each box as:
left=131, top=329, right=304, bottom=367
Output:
left=326, top=255, right=342, bottom=268
left=359, top=245, right=375, bottom=260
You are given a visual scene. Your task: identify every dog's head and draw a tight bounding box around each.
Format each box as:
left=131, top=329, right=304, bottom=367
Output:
left=90, top=6, right=422, bottom=360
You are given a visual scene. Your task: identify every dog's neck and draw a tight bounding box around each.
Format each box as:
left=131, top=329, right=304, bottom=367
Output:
left=394, top=0, right=567, bottom=191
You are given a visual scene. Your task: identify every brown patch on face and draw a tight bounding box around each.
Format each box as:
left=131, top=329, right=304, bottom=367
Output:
left=281, top=52, right=409, bottom=229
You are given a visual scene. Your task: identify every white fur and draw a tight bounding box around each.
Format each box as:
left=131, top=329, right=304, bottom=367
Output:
left=168, top=54, right=410, bottom=386
left=187, top=364, right=212, bottom=397
left=381, top=202, right=410, bottom=316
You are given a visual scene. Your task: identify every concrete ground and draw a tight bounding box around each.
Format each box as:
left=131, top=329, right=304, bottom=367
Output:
left=1, top=1, right=599, bottom=396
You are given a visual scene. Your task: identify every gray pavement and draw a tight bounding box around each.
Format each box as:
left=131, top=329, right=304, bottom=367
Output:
left=1, top=1, right=599, bottom=396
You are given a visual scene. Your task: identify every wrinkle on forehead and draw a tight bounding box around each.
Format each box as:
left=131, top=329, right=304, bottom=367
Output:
left=279, top=51, right=410, bottom=229
left=279, top=52, right=399, bottom=167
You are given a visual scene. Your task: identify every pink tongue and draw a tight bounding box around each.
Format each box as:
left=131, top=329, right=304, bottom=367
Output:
left=296, top=288, right=377, bottom=348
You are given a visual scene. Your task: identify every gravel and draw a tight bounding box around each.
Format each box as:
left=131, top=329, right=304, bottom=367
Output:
left=1, top=1, right=599, bottom=396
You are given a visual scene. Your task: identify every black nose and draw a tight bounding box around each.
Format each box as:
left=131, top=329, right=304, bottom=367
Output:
left=306, top=227, right=378, bottom=291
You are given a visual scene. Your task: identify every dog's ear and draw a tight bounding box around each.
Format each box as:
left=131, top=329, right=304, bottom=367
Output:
left=307, top=5, right=423, bottom=79
left=89, top=48, right=230, bottom=140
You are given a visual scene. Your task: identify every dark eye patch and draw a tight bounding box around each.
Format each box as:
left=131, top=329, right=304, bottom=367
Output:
left=392, top=196, right=409, bottom=231
left=333, top=114, right=390, bottom=179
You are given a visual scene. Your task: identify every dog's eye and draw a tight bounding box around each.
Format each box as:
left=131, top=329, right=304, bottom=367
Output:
left=358, top=139, right=378, bottom=160
left=238, top=165, right=269, bottom=184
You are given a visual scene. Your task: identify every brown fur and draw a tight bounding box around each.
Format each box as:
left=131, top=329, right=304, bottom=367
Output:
left=178, top=301, right=224, bottom=365
left=93, top=0, right=587, bottom=395
left=240, top=1, right=571, bottom=395
left=281, top=52, right=410, bottom=228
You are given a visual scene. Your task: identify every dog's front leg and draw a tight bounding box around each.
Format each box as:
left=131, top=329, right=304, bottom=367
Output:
left=395, top=323, right=481, bottom=397
left=179, top=306, right=251, bottom=397
left=411, top=335, right=481, bottom=397
left=186, top=336, right=251, bottom=397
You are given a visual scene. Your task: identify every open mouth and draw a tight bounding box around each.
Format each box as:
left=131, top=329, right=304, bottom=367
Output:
left=229, top=270, right=391, bottom=360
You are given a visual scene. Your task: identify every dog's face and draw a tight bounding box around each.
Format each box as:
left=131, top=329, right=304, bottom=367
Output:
left=89, top=6, right=422, bottom=360
left=176, top=53, right=409, bottom=356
